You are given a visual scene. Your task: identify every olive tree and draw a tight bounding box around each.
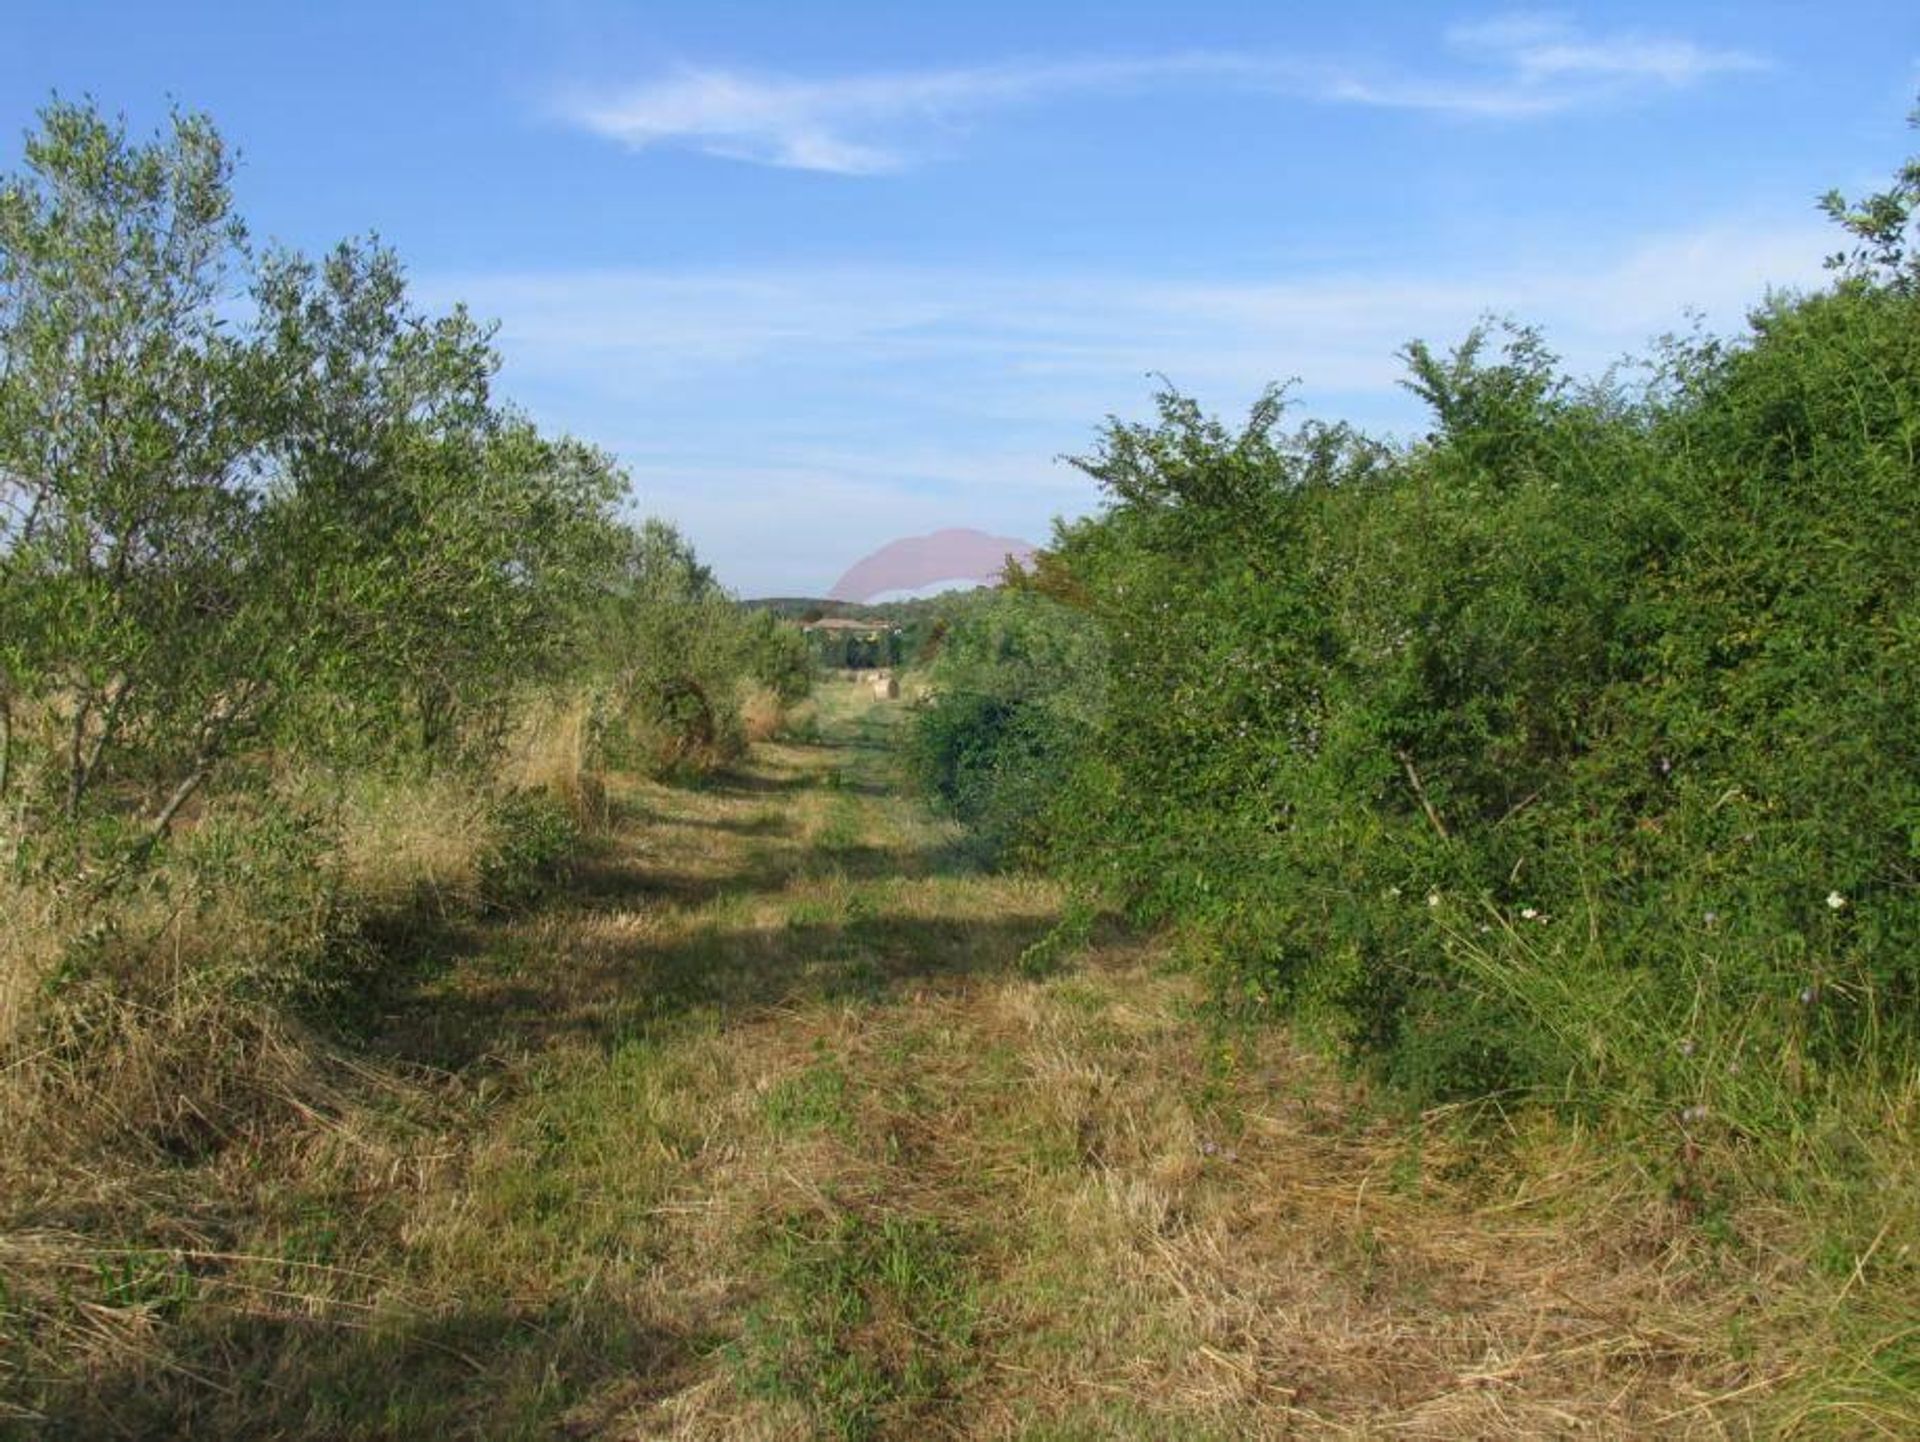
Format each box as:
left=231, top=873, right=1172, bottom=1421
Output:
left=254, top=237, right=626, bottom=763
left=0, top=99, right=276, bottom=842
left=0, top=99, right=635, bottom=855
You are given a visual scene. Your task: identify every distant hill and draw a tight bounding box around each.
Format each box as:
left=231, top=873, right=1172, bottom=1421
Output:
left=826, top=528, right=1036, bottom=603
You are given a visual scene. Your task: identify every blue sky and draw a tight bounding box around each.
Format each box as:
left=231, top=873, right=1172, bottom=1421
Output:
left=5, top=3, right=1918, bottom=595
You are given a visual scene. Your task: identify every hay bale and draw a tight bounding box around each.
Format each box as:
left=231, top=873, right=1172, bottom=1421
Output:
left=872, top=674, right=899, bottom=700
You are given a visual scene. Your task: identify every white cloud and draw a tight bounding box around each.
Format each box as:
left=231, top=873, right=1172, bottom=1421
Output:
left=560, top=58, right=1175, bottom=174
left=435, top=219, right=1829, bottom=403
left=1280, top=15, right=1766, bottom=120
left=430, top=217, right=1830, bottom=592
left=1448, top=15, right=1765, bottom=88
left=559, top=19, right=1767, bottom=172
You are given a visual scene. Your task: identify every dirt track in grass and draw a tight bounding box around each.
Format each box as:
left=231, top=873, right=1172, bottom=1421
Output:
left=8, top=681, right=1795, bottom=1439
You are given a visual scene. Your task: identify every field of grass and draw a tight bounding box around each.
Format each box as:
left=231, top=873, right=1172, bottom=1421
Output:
left=2, top=680, right=1909, bottom=1438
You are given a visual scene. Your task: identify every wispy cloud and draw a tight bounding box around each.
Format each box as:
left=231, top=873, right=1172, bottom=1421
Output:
left=1325, top=16, right=1766, bottom=118
left=428, top=216, right=1827, bottom=591
left=435, top=223, right=1828, bottom=395
left=1449, top=15, right=1764, bottom=87
left=559, top=17, right=1767, bottom=173
left=558, top=57, right=1203, bottom=175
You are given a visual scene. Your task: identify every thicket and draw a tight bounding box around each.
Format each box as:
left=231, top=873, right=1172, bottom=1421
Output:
left=904, top=588, right=1106, bottom=859
left=0, top=100, right=804, bottom=1151
left=913, top=134, right=1920, bottom=1140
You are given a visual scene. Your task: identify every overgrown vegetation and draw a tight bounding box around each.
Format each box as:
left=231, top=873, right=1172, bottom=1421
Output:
left=909, top=118, right=1920, bottom=1421
left=6, top=87, right=1919, bottom=1438
left=904, top=589, right=1106, bottom=860
left=0, top=97, right=806, bottom=1257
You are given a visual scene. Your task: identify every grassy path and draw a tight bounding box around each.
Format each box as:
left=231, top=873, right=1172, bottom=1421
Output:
left=19, top=683, right=1769, bottom=1438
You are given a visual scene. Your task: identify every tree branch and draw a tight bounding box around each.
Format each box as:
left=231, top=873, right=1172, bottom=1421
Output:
left=1396, top=748, right=1451, bottom=841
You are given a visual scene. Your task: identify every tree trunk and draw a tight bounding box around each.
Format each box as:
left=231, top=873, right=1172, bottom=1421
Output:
left=67, top=678, right=132, bottom=820
left=133, top=762, right=213, bottom=862
left=0, top=688, right=12, bottom=803
left=65, top=696, right=93, bottom=819
left=1396, top=748, right=1452, bottom=842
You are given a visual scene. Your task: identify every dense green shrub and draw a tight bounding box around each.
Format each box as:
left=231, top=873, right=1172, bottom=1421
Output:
left=906, top=590, right=1105, bottom=860
left=913, top=146, right=1920, bottom=1123
left=477, top=789, right=581, bottom=913
left=581, top=519, right=811, bottom=778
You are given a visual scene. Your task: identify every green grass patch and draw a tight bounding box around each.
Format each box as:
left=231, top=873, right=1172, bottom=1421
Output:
left=762, top=1052, right=854, bottom=1138
left=727, top=1208, right=980, bottom=1441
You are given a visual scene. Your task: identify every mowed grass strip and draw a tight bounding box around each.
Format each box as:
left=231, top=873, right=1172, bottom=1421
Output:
left=2, top=681, right=1849, bottom=1437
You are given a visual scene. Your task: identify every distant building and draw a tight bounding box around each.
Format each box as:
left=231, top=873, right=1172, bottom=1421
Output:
left=799, top=617, right=903, bottom=670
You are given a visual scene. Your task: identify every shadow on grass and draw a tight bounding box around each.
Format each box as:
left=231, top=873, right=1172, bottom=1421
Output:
left=804, top=733, right=892, bottom=755
left=671, top=810, right=795, bottom=838
left=330, top=677, right=1034, bottom=1060
left=695, top=768, right=814, bottom=798
left=558, top=815, right=985, bottom=916
left=376, top=905, right=1058, bottom=1071
left=357, top=737, right=1028, bottom=1070
left=20, top=1294, right=703, bottom=1441
left=824, top=772, right=895, bottom=799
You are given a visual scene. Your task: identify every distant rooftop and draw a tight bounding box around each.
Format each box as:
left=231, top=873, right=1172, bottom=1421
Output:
left=800, top=617, right=898, bottom=632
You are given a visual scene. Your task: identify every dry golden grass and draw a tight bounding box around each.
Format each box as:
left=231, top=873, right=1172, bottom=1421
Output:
left=556, top=970, right=1760, bottom=1437
left=739, top=684, right=788, bottom=744
left=0, top=744, right=514, bottom=1203
left=0, top=873, right=59, bottom=1050
left=2, top=683, right=1912, bottom=1438
left=324, top=768, right=498, bottom=912
left=501, top=688, right=610, bottom=829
